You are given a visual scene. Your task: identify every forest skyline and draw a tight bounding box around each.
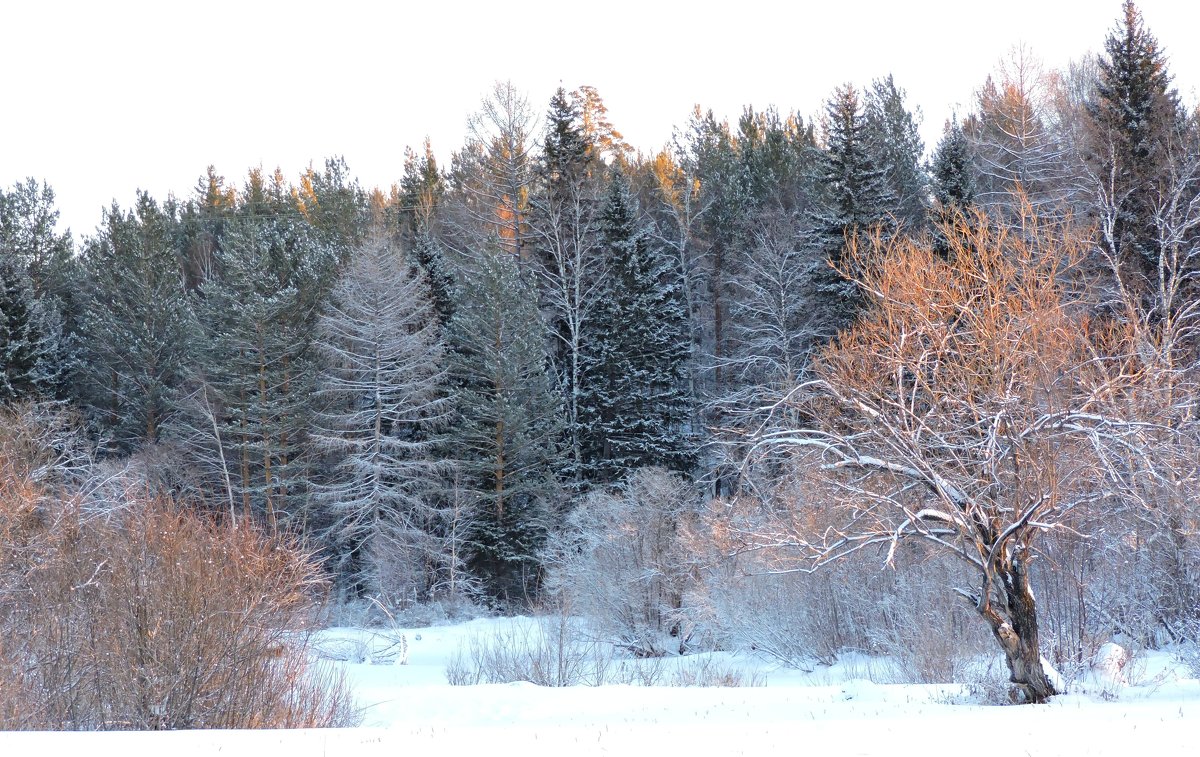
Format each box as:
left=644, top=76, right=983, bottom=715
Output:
left=3, top=0, right=1200, bottom=236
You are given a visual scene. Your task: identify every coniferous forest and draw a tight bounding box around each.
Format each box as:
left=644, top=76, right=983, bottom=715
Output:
left=2, top=1, right=1199, bottom=719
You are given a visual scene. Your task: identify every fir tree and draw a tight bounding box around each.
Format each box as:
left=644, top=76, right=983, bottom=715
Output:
left=179, top=165, right=236, bottom=291
left=400, top=139, right=446, bottom=234
left=542, top=88, right=590, bottom=183
left=296, top=157, right=372, bottom=256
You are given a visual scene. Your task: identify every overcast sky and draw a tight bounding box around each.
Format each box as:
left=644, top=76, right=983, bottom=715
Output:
left=2, top=0, right=1198, bottom=238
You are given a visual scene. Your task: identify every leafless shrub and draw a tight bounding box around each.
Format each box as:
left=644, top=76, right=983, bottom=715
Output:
left=444, top=615, right=764, bottom=689
left=0, top=407, right=358, bottom=730
left=669, top=655, right=766, bottom=688
left=545, top=468, right=704, bottom=658
left=864, top=559, right=992, bottom=684
left=444, top=613, right=612, bottom=687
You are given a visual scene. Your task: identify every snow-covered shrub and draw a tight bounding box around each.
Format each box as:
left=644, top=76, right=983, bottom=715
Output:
left=545, top=468, right=704, bottom=657
left=703, top=567, right=858, bottom=669
left=861, top=558, right=991, bottom=684
left=703, top=545, right=989, bottom=682
left=0, top=408, right=358, bottom=730
left=0, top=492, right=358, bottom=730
left=699, top=477, right=991, bottom=680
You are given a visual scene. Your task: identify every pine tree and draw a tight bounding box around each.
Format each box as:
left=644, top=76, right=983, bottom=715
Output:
left=0, top=180, right=76, bottom=302
left=400, top=139, right=446, bottom=234
left=443, top=253, right=562, bottom=602
left=579, top=172, right=694, bottom=483
left=296, top=157, right=372, bottom=255
left=0, top=258, right=61, bottom=402
left=179, top=165, right=237, bottom=291
left=573, top=85, right=633, bottom=165
left=188, top=208, right=335, bottom=529
left=77, top=194, right=194, bottom=450
left=1087, top=0, right=1184, bottom=287
left=311, top=234, right=449, bottom=600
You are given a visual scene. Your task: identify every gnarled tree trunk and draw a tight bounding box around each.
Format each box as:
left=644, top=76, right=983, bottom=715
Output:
left=977, top=553, right=1057, bottom=703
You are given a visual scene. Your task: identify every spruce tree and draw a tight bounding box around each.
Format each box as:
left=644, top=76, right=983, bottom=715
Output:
left=931, top=119, right=976, bottom=214
left=813, top=84, right=896, bottom=327
left=579, top=172, right=693, bottom=483
left=1088, top=0, right=1184, bottom=287
left=863, top=75, right=927, bottom=229
left=930, top=118, right=978, bottom=257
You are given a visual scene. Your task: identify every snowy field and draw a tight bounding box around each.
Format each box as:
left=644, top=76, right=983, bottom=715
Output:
left=3, top=616, right=1199, bottom=756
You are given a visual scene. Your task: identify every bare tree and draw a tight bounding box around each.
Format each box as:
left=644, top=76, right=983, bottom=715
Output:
left=444, top=81, right=539, bottom=268
left=965, top=45, right=1077, bottom=220
left=738, top=201, right=1156, bottom=703
left=311, top=234, right=449, bottom=601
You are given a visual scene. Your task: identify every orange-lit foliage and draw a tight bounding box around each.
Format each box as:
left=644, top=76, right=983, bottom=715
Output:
left=0, top=406, right=356, bottom=730
left=768, top=200, right=1119, bottom=702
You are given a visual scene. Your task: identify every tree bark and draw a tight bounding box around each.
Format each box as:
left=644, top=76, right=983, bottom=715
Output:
left=978, top=554, right=1058, bottom=704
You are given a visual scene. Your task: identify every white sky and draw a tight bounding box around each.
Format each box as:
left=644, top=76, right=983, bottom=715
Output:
left=2, top=0, right=1198, bottom=238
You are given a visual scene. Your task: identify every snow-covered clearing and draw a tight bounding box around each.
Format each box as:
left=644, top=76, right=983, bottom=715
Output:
left=4, top=616, right=1199, bottom=755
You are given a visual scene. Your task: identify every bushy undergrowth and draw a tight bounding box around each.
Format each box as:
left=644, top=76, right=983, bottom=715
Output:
left=0, top=406, right=358, bottom=730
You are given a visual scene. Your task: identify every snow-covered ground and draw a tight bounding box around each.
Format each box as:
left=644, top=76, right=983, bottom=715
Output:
left=4, top=616, right=1199, bottom=755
